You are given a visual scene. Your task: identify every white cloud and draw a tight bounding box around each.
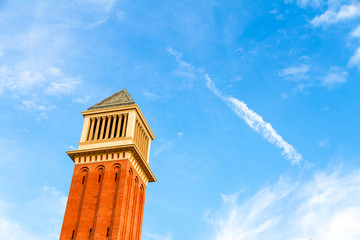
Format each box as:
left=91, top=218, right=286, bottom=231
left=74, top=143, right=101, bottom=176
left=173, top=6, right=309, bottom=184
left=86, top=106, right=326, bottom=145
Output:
left=349, top=46, right=360, bottom=67
left=311, top=3, right=360, bottom=26
left=279, top=65, right=310, bottom=80
left=207, top=167, right=360, bottom=240
left=290, top=2, right=360, bottom=75
left=321, top=67, right=347, bottom=89
left=205, top=74, right=302, bottom=164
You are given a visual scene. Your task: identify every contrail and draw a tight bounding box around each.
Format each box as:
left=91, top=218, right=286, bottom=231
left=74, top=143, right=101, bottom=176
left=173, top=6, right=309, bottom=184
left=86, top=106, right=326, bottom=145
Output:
left=205, top=74, right=303, bottom=164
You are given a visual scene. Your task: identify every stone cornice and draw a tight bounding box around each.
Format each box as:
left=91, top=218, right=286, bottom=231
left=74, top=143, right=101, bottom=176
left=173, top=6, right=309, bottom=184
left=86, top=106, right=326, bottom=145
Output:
left=66, top=144, right=156, bottom=182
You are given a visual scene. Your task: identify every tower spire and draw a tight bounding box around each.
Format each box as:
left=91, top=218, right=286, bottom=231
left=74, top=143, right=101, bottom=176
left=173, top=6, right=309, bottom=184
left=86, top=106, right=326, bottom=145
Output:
left=88, top=89, right=135, bottom=110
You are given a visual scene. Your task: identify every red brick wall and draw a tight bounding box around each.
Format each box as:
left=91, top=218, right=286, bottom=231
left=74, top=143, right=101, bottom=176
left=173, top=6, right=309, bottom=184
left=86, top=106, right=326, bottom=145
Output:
left=60, top=158, right=147, bottom=240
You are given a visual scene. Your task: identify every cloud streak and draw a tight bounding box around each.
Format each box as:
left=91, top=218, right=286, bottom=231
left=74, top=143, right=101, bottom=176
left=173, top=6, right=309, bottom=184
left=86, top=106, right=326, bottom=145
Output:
left=205, top=74, right=302, bottom=164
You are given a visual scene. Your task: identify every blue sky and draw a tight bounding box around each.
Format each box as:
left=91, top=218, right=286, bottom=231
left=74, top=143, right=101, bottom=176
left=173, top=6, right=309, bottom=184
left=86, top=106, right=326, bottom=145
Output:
left=0, top=0, right=360, bottom=239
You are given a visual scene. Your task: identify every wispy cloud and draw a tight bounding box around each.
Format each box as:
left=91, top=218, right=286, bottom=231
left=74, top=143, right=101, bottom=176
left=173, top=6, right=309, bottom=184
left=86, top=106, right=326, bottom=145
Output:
left=166, top=47, right=196, bottom=79
left=320, top=67, right=347, bottom=89
left=66, top=145, right=76, bottom=150
left=142, top=91, right=160, bottom=101
left=16, top=100, right=56, bottom=120
left=176, top=132, right=184, bottom=138
left=143, top=233, right=172, bottom=240
left=0, top=64, right=81, bottom=97
left=280, top=65, right=347, bottom=92
left=349, top=47, right=360, bottom=67
left=73, top=95, right=91, bottom=104
left=26, top=186, right=67, bottom=239
left=350, top=25, right=360, bottom=38
left=0, top=4, right=76, bottom=95
left=205, top=74, right=303, bottom=164
left=206, top=167, right=360, bottom=240
left=311, top=3, right=360, bottom=26
left=152, top=142, right=173, bottom=157
left=269, top=8, right=284, bottom=20
left=284, top=0, right=325, bottom=9
left=279, top=65, right=310, bottom=80
left=318, top=138, right=330, bottom=148
left=45, top=76, right=82, bottom=96
left=16, top=100, right=54, bottom=112
left=0, top=217, right=38, bottom=240
left=84, top=0, right=117, bottom=13
left=0, top=186, right=66, bottom=240
left=206, top=177, right=292, bottom=240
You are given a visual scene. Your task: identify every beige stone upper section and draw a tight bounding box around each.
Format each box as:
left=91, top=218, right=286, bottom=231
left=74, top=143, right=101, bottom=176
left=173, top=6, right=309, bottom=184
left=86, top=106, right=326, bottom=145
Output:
left=78, top=104, right=155, bottom=163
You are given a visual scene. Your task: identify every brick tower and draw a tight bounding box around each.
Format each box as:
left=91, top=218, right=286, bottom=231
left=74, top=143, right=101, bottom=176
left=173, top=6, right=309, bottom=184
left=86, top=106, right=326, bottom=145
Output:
left=60, top=89, right=156, bottom=240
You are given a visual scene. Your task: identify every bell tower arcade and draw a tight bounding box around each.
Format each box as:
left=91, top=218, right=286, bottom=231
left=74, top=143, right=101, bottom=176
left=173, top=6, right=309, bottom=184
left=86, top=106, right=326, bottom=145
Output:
left=60, top=89, right=156, bottom=240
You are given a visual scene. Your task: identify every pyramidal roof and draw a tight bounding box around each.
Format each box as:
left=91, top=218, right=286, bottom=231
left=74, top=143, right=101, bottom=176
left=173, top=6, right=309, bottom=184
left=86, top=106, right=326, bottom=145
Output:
left=88, top=89, right=135, bottom=110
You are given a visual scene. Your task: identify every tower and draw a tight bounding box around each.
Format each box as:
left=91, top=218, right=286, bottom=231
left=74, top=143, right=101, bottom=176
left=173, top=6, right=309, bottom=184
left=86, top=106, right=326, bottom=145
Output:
left=60, top=89, right=156, bottom=240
